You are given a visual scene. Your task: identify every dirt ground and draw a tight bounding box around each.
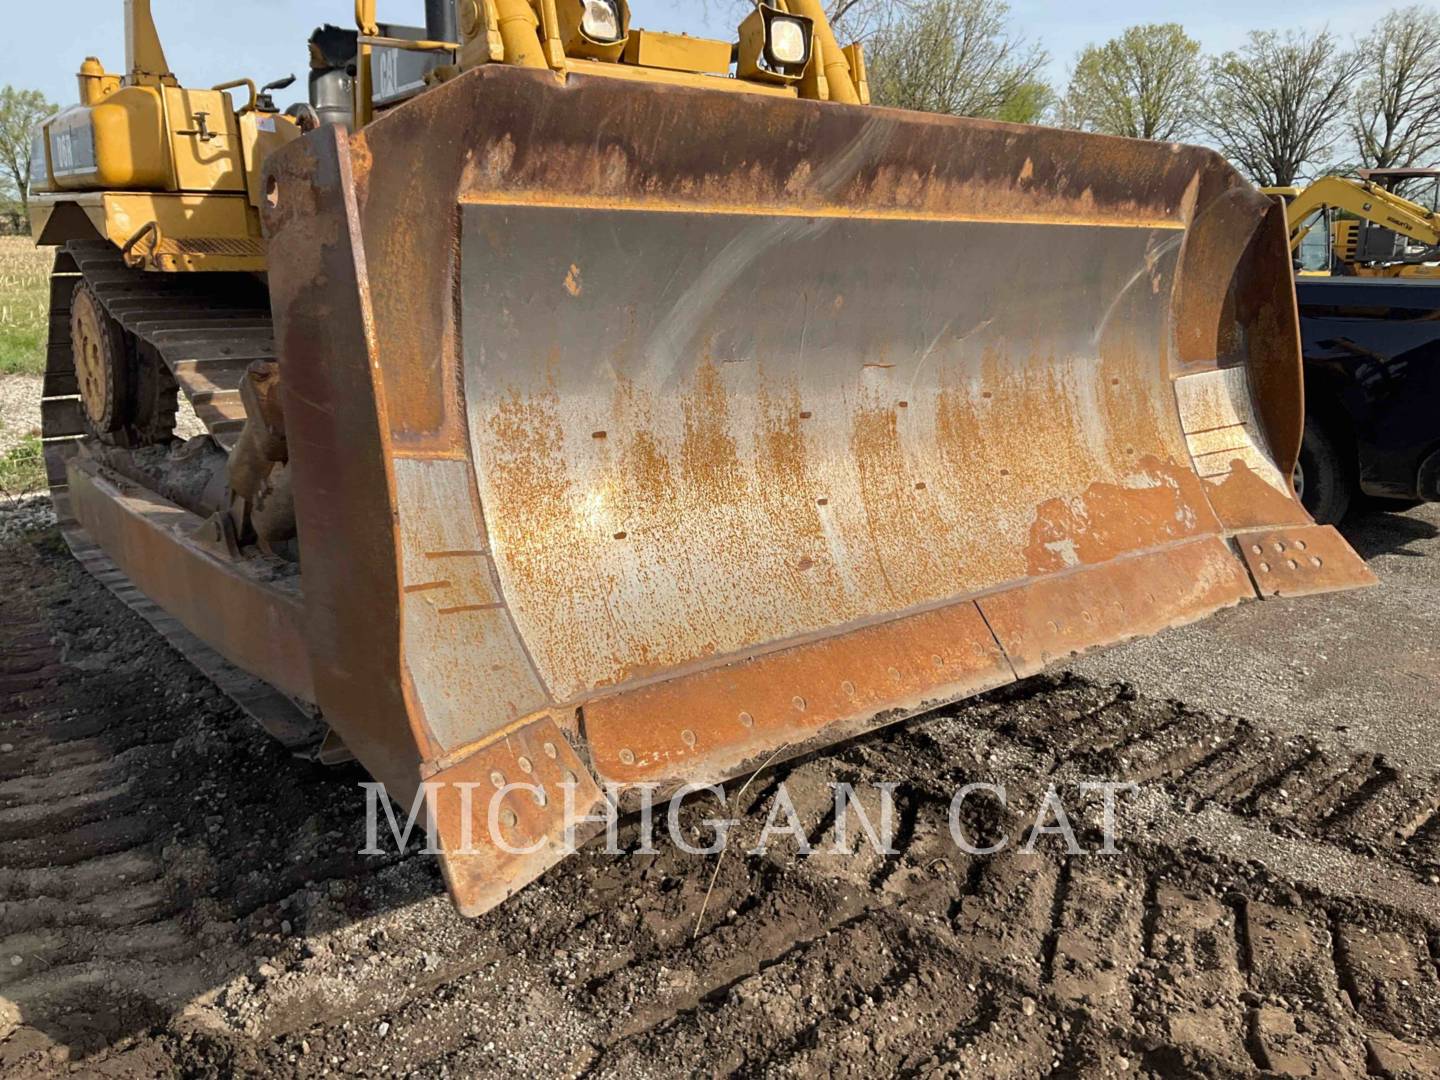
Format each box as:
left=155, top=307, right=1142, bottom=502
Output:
left=1, top=502, right=1439, bottom=1079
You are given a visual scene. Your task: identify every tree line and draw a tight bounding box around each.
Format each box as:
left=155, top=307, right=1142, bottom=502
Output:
left=849, top=0, right=1440, bottom=187
left=4, top=2, right=1438, bottom=220
left=0, top=87, right=49, bottom=233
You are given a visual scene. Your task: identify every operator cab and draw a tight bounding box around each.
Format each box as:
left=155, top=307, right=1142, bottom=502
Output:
left=1352, top=168, right=1440, bottom=266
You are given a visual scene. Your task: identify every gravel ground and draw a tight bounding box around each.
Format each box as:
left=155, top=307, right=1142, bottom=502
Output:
left=0, top=376, right=42, bottom=456
left=0, top=372, right=203, bottom=456
left=0, top=498, right=54, bottom=545
left=1067, top=502, right=1440, bottom=771
left=8, top=217, right=1435, bottom=1078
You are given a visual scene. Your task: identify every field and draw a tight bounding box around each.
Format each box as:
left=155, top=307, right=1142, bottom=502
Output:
left=0, top=235, right=50, bottom=378
left=0, top=235, right=51, bottom=499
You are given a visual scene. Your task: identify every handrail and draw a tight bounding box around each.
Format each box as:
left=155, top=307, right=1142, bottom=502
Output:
left=120, top=220, right=161, bottom=268
left=213, top=78, right=258, bottom=115
left=355, top=0, right=378, bottom=36
left=357, top=35, right=460, bottom=53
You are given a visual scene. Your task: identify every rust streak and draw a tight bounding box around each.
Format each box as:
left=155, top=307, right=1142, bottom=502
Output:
left=1025, top=456, right=1211, bottom=576
left=438, top=603, right=508, bottom=616
left=403, top=580, right=452, bottom=594
left=455, top=191, right=1186, bottom=230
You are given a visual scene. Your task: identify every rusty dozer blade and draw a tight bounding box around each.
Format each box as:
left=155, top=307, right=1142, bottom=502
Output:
left=259, top=65, right=1375, bottom=916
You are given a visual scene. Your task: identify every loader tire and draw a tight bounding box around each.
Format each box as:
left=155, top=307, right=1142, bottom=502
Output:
left=1295, top=414, right=1354, bottom=525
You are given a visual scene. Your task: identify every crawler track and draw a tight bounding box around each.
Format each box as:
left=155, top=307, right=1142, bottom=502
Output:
left=36, top=246, right=320, bottom=756
left=2, top=526, right=1438, bottom=1078
left=47, top=241, right=274, bottom=452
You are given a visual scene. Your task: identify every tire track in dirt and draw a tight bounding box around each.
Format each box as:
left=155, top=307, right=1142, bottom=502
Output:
left=2, top=527, right=1439, bottom=1078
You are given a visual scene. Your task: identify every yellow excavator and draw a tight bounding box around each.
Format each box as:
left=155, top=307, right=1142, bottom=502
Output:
left=1269, top=169, right=1440, bottom=278
left=29, top=0, right=1376, bottom=917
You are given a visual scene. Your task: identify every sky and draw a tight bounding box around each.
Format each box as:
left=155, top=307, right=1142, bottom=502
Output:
left=0, top=0, right=1392, bottom=110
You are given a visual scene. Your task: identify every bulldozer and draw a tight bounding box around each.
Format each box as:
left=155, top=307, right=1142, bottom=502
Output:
left=29, top=0, right=1377, bottom=917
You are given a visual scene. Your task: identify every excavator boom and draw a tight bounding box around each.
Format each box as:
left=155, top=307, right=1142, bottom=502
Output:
left=1283, top=176, right=1440, bottom=249
left=1279, top=174, right=1440, bottom=272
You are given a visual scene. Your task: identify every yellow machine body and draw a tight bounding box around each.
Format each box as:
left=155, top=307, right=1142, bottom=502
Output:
left=29, top=2, right=299, bottom=272
left=35, top=86, right=256, bottom=196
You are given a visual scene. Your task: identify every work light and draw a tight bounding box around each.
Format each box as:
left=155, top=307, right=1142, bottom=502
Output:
left=765, top=14, right=810, bottom=67
left=581, top=0, right=624, bottom=43
left=737, top=4, right=814, bottom=83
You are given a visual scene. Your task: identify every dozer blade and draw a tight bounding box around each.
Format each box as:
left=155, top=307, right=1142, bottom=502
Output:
left=258, top=65, right=1375, bottom=915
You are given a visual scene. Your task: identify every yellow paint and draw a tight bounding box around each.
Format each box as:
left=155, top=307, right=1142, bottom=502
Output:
left=564, top=57, right=797, bottom=96
left=45, top=90, right=169, bottom=191
left=492, top=0, right=548, bottom=68
left=786, top=0, right=859, bottom=103
left=1284, top=176, right=1439, bottom=250
left=164, top=87, right=245, bottom=193
left=455, top=0, right=859, bottom=103
left=124, top=0, right=175, bottom=87
left=738, top=7, right=803, bottom=86
left=555, top=0, right=631, bottom=62
left=842, top=42, right=869, bottom=105
left=40, top=82, right=257, bottom=197
left=40, top=0, right=871, bottom=275
left=622, top=29, right=732, bottom=73
left=78, top=57, right=121, bottom=105
left=31, top=190, right=264, bottom=271
left=237, top=111, right=301, bottom=208
left=1279, top=174, right=1440, bottom=276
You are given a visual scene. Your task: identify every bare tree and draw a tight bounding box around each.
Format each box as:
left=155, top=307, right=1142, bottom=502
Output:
left=697, top=0, right=1049, bottom=120
left=1063, top=24, right=1203, bottom=142
left=1350, top=6, right=1440, bottom=170
left=0, top=87, right=54, bottom=224
left=865, top=0, right=1049, bottom=119
left=701, top=0, right=890, bottom=44
left=1205, top=30, right=1364, bottom=186
left=823, top=0, right=891, bottom=43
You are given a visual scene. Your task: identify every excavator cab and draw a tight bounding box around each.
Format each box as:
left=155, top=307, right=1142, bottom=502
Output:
left=1262, top=187, right=1331, bottom=275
